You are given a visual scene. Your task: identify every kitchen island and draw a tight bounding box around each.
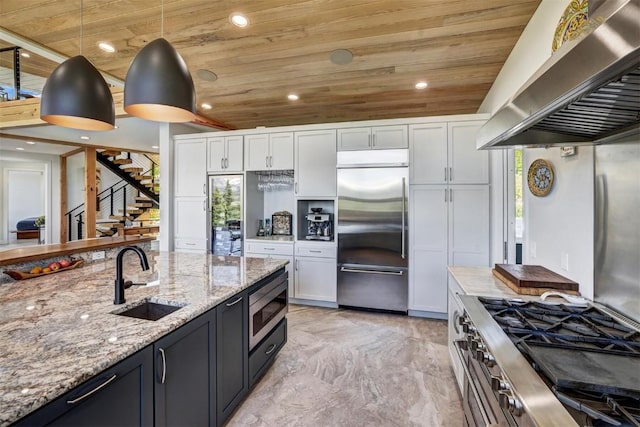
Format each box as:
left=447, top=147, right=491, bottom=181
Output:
left=0, top=251, right=288, bottom=426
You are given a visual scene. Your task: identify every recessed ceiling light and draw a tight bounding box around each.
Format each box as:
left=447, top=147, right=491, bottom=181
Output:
left=80, top=135, right=90, bottom=140
left=16, top=147, right=25, bottom=151
left=330, top=49, right=353, bottom=65
left=98, top=42, right=116, bottom=53
left=287, top=94, right=299, bottom=101
left=415, top=81, right=428, bottom=89
left=230, top=13, right=249, bottom=28
left=196, top=69, right=218, bottom=82
left=25, top=141, right=36, bottom=145
left=20, top=52, right=30, bottom=58
left=201, top=102, right=212, bottom=110
left=152, top=145, right=159, bottom=149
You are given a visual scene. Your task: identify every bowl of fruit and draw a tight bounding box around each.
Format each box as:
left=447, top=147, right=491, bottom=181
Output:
left=4, top=258, right=84, bottom=280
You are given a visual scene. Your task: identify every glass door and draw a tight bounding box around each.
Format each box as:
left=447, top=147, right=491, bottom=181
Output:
left=209, top=175, right=243, bottom=256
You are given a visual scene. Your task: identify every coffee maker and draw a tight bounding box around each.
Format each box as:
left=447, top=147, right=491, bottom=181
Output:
left=305, top=208, right=333, bottom=241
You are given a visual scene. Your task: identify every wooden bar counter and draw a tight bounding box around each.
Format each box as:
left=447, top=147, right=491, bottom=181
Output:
left=0, top=236, right=156, bottom=266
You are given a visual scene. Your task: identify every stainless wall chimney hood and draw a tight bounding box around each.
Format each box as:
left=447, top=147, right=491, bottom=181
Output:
left=477, top=0, right=640, bottom=150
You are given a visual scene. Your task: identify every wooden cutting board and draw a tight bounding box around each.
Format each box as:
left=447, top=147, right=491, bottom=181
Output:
left=492, top=264, right=579, bottom=296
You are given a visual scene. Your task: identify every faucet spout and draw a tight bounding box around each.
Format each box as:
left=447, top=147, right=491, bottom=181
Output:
left=114, top=246, right=150, bottom=305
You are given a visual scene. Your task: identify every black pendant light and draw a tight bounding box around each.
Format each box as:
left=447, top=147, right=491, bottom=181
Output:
left=39, top=0, right=115, bottom=131
left=124, top=1, right=196, bottom=123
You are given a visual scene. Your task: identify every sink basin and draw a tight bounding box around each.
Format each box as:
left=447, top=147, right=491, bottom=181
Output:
left=113, top=298, right=185, bottom=321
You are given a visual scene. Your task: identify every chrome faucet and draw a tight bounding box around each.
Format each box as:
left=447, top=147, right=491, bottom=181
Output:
left=114, top=246, right=150, bottom=304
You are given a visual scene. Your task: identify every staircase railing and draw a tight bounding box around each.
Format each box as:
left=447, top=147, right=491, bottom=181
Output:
left=65, top=171, right=157, bottom=241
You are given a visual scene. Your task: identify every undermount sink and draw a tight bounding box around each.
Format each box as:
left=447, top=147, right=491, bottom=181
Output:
left=113, top=298, right=185, bottom=321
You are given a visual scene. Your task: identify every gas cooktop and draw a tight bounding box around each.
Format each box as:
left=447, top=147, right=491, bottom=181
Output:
left=479, top=297, right=640, bottom=426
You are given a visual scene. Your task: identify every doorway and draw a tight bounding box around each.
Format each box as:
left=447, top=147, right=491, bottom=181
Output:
left=3, top=168, right=46, bottom=246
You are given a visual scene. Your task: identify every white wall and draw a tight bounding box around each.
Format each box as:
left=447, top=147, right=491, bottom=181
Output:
left=478, top=0, right=571, bottom=115
left=0, top=150, right=61, bottom=245
left=523, top=147, right=595, bottom=298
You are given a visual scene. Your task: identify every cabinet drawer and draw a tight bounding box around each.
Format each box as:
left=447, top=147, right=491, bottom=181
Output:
left=175, top=238, right=207, bottom=251
left=245, top=242, right=293, bottom=256
left=295, top=245, right=336, bottom=258
left=249, top=318, right=287, bottom=387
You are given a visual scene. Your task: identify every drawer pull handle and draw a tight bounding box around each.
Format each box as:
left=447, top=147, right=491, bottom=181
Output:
left=265, top=343, right=276, bottom=355
left=340, top=267, right=403, bottom=276
left=264, top=247, right=275, bottom=251
left=226, top=296, right=243, bottom=307
left=159, top=348, right=167, bottom=384
left=185, top=243, right=196, bottom=246
left=67, top=374, right=117, bottom=404
left=309, top=250, right=322, bottom=253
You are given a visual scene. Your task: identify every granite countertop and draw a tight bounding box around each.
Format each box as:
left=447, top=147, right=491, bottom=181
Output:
left=0, top=252, right=288, bottom=425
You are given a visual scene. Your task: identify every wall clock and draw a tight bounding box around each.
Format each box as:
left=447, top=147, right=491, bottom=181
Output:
left=527, top=159, right=554, bottom=197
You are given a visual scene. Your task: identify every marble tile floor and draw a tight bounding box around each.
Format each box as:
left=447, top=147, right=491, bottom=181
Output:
left=228, top=305, right=463, bottom=427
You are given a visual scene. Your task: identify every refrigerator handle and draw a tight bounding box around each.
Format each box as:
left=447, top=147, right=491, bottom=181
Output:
left=401, top=177, right=406, bottom=260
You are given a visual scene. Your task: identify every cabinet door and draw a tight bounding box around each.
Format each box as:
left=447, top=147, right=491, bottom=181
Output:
left=337, top=127, right=371, bottom=151
left=269, top=132, right=294, bottom=170
left=175, top=138, right=207, bottom=197
left=448, top=121, right=488, bottom=184
left=295, top=130, right=337, bottom=197
left=409, top=123, right=447, bottom=184
left=295, top=257, right=337, bottom=302
left=225, top=135, right=244, bottom=172
left=207, top=137, right=227, bottom=173
left=246, top=252, right=295, bottom=298
left=372, top=125, right=408, bottom=149
left=409, top=185, right=448, bottom=313
left=448, top=185, right=490, bottom=267
left=245, top=134, right=270, bottom=171
left=16, top=347, right=154, bottom=427
left=174, top=197, right=207, bottom=241
left=154, top=311, right=215, bottom=427
left=216, top=292, right=248, bottom=426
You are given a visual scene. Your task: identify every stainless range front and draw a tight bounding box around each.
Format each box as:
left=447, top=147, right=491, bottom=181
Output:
left=457, top=295, right=640, bottom=427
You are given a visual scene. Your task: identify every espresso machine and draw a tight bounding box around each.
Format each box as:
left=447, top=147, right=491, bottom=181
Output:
left=305, top=208, right=333, bottom=241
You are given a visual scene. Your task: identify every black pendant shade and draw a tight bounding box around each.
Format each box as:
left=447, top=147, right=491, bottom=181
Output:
left=124, top=38, right=196, bottom=122
left=40, top=55, right=115, bottom=131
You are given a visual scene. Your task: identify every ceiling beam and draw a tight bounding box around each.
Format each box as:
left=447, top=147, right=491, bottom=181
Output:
left=0, top=132, right=155, bottom=154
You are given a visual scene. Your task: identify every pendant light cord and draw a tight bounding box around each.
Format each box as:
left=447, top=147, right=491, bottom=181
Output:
left=80, top=0, right=84, bottom=54
left=161, top=0, right=164, bottom=38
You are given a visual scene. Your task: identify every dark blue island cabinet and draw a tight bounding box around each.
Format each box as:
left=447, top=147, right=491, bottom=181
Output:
left=14, top=346, right=154, bottom=426
left=154, top=309, right=216, bottom=427
left=216, top=290, right=249, bottom=427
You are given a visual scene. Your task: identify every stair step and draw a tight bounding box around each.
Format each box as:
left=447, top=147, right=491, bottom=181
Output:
left=120, top=208, right=143, bottom=214
left=101, top=150, right=122, bottom=157
left=132, top=174, right=153, bottom=180
left=110, top=215, right=133, bottom=221
left=131, top=202, right=153, bottom=208
left=135, top=196, right=150, bottom=201
left=121, top=166, right=143, bottom=173
left=112, top=158, right=133, bottom=165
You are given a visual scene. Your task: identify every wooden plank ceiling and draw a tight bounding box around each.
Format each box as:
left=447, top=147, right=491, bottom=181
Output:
left=0, top=0, right=541, bottom=130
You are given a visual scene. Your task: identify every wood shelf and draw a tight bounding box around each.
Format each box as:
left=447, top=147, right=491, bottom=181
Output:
left=0, top=236, right=155, bottom=266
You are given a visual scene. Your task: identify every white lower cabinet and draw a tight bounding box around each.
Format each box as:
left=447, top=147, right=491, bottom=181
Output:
left=294, top=243, right=336, bottom=302
left=174, top=197, right=207, bottom=252
left=448, top=273, right=465, bottom=392
left=245, top=241, right=294, bottom=297
left=409, top=185, right=489, bottom=313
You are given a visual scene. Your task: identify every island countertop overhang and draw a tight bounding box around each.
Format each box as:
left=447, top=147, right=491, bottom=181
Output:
left=0, top=252, right=288, bottom=426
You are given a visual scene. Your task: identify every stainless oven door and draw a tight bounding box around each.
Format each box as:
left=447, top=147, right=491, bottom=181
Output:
left=249, top=271, right=288, bottom=350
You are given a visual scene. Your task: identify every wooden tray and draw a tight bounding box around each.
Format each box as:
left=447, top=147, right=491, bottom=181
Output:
left=493, top=264, right=579, bottom=296
left=3, top=258, right=84, bottom=280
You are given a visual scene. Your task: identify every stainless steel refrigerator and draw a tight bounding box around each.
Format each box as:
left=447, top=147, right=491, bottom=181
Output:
left=209, top=174, right=243, bottom=256
left=337, top=166, right=408, bottom=313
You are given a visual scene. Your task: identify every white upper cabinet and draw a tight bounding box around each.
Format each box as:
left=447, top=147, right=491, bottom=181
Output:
left=295, top=130, right=337, bottom=198
left=207, top=136, right=243, bottom=172
left=409, top=120, right=488, bottom=185
left=409, top=123, right=448, bottom=184
left=175, top=138, right=207, bottom=197
left=338, top=125, right=408, bottom=151
left=245, top=132, right=293, bottom=170
left=448, top=122, right=489, bottom=184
